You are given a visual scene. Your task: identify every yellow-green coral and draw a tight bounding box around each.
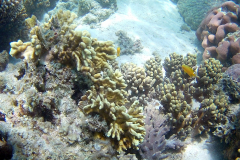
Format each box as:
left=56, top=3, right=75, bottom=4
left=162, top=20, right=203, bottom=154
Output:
left=80, top=86, right=145, bottom=152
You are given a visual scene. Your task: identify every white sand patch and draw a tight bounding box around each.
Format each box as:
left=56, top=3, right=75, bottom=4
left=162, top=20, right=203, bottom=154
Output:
left=182, top=139, right=213, bottom=160
left=76, top=0, right=198, bottom=67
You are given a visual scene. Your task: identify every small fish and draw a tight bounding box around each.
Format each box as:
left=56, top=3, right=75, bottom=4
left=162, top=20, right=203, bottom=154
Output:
left=182, top=65, right=196, bottom=77
left=117, top=47, right=121, bottom=57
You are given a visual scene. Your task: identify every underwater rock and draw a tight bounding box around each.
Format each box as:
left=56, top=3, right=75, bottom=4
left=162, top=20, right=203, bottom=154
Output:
left=115, top=30, right=143, bottom=55
left=23, top=0, right=57, bottom=19
left=0, top=50, right=9, bottom=71
left=225, top=64, right=240, bottom=82
left=48, top=0, right=117, bottom=27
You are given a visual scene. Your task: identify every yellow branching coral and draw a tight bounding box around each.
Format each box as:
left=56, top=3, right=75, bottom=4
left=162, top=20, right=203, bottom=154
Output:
left=80, top=86, right=145, bottom=153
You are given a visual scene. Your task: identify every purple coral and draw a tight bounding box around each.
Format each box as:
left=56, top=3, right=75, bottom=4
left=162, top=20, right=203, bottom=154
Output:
left=140, top=101, right=185, bottom=159
left=225, top=64, right=240, bottom=82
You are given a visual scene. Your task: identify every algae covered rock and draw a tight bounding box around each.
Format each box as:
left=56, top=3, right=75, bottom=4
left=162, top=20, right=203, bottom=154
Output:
left=0, top=50, right=9, bottom=71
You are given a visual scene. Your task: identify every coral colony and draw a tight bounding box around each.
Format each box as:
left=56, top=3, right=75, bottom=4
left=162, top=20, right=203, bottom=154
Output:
left=0, top=0, right=240, bottom=159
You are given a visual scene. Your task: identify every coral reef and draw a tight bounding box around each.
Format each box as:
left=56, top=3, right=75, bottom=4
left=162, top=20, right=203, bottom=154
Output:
left=225, top=64, right=240, bottom=82
left=219, top=64, right=240, bottom=103
left=177, top=0, right=226, bottom=30
left=140, top=100, right=185, bottom=160
left=10, top=9, right=118, bottom=75
left=121, top=62, right=155, bottom=105
left=193, top=58, right=223, bottom=101
left=196, top=1, right=240, bottom=65
left=154, top=53, right=231, bottom=141
left=48, top=0, right=117, bottom=27
left=23, top=0, right=57, bottom=18
left=115, top=30, right=143, bottom=55
left=0, top=0, right=28, bottom=51
left=80, top=86, right=146, bottom=152
left=3, top=0, right=240, bottom=159
left=156, top=79, right=193, bottom=139
left=163, top=52, right=196, bottom=89
left=145, top=53, right=164, bottom=87
left=120, top=54, right=164, bottom=105
left=0, top=60, right=117, bottom=159
left=8, top=8, right=146, bottom=155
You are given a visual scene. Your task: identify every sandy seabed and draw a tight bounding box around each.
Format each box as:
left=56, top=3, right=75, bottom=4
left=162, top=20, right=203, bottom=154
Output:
left=76, top=0, right=200, bottom=67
